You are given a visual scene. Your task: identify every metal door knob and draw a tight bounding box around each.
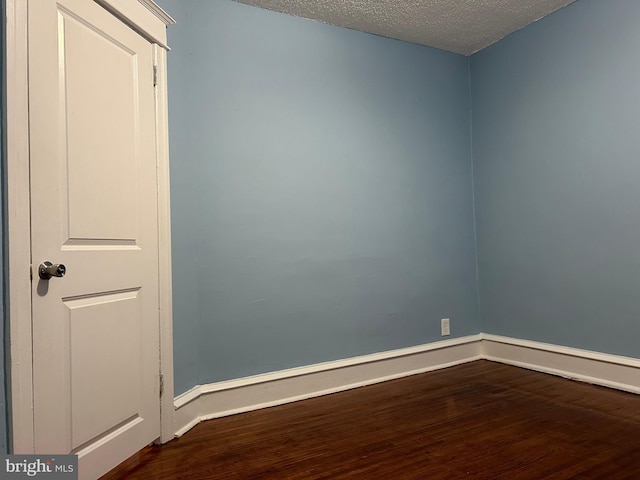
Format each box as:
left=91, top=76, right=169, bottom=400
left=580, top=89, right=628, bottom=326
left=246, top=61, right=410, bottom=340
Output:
left=39, top=261, right=66, bottom=280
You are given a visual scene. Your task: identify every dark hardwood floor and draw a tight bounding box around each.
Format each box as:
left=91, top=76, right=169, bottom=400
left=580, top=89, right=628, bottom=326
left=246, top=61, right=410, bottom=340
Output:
left=101, top=360, right=640, bottom=479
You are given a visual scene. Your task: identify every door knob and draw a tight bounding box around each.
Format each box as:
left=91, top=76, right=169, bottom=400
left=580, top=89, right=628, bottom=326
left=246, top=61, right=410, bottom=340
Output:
left=38, top=261, right=66, bottom=280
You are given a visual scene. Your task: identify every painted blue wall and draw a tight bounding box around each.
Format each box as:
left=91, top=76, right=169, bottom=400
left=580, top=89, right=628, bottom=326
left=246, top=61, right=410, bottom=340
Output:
left=472, top=0, right=640, bottom=356
left=160, top=0, right=478, bottom=394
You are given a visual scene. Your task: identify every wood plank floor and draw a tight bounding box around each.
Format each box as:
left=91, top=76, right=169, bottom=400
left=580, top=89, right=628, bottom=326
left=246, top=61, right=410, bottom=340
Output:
left=101, top=360, right=640, bottom=479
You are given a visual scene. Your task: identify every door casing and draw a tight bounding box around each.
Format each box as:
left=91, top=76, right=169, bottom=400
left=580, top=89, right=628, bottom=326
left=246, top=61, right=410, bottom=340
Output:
left=4, top=0, right=176, bottom=453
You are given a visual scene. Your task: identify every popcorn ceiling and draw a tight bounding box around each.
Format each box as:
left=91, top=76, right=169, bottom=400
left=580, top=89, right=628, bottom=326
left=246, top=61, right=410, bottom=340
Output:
left=233, top=0, right=576, bottom=55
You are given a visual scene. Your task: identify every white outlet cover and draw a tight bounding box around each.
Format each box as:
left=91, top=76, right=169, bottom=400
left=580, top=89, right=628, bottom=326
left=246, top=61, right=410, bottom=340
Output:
left=441, top=318, right=450, bottom=336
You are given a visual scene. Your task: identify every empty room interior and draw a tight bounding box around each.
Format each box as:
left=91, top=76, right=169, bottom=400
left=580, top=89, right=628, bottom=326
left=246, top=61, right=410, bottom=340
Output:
left=3, top=0, right=640, bottom=478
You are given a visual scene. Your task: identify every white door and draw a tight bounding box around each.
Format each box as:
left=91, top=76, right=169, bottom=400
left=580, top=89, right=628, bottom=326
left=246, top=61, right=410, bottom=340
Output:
left=29, top=0, right=161, bottom=477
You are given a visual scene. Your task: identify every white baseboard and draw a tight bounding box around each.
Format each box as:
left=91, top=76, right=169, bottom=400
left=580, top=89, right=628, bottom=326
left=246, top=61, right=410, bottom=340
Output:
left=174, top=334, right=483, bottom=437
left=174, top=333, right=640, bottom=438
left=481, top=333, right=640, bottom=394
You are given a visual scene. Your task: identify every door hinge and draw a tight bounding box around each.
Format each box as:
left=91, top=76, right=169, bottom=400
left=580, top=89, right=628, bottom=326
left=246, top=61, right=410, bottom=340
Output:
left=159, top=373, right=164, bottom=397
left=153, top=65, right=159, bottom=87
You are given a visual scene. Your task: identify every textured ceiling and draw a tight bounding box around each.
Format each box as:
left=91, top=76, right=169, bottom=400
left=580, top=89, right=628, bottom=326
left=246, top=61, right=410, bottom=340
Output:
left=234, top=0, right=576, bottom=55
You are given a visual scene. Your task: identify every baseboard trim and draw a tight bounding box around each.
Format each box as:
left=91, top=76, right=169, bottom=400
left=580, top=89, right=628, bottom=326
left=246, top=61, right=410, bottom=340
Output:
left=481, top=334, right=640, bottom=395
left=174, top=333, right=640, bottom=438
left=174, top=335, right=483, bottom=437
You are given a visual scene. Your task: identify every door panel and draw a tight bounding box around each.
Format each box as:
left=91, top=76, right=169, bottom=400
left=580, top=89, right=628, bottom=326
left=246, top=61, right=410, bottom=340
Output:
left=67, top=289, right=143, bottom=450
left=29, top=0, right=160, bottom=477
left=63, top=9, right=140, bottom=243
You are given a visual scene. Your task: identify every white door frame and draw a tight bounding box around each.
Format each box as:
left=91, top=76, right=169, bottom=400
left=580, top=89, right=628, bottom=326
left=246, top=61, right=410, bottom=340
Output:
left=5, top=0, right=176, bottom=453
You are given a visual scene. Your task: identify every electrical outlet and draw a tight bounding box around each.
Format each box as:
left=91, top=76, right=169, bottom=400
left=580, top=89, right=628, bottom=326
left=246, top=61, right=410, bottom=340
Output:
left=441, top=318, right=450, bottom=336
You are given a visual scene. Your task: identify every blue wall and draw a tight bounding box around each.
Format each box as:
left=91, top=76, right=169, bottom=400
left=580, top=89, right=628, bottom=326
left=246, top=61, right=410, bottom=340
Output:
left=161, top=0, right=478, bottom=393
left=472, top=0, right=640, bottom=356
